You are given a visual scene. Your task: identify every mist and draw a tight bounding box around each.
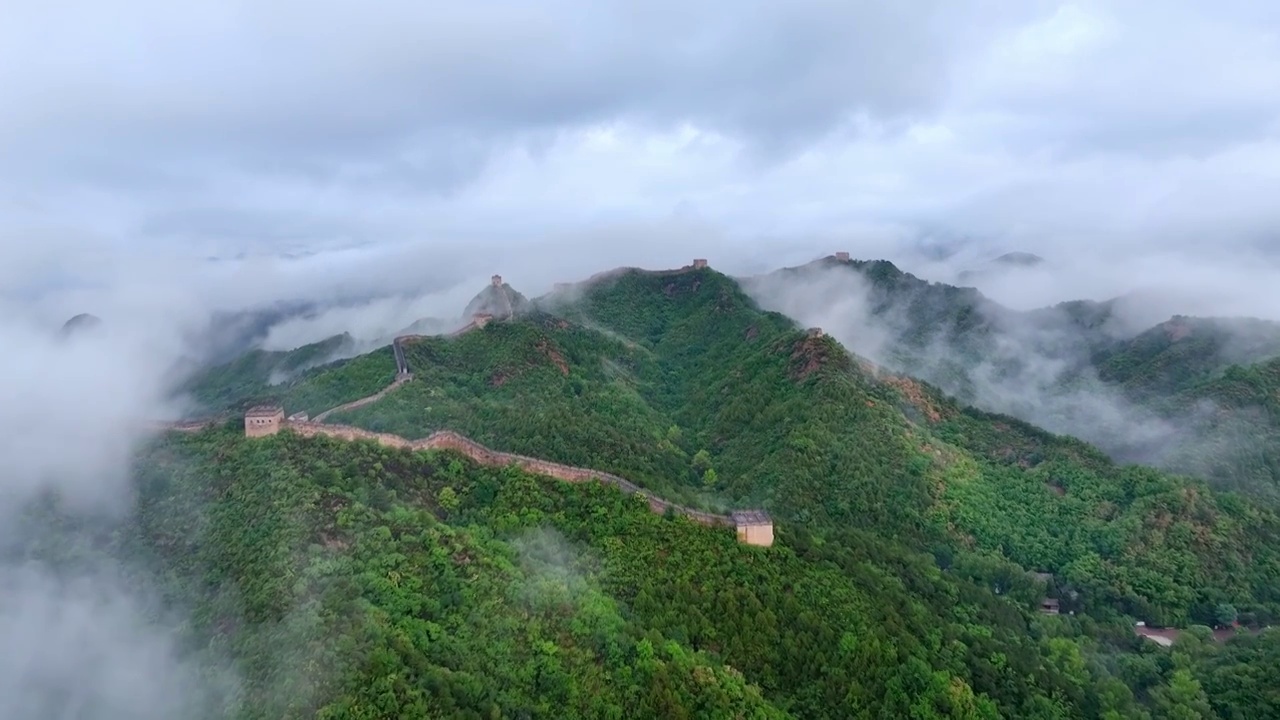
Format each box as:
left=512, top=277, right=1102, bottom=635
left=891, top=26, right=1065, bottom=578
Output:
left=739, top=253, right=1280, bottom=482
left=0, top=305, right=242, bottom=717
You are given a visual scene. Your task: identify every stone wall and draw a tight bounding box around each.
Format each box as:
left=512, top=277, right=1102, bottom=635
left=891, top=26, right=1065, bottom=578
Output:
left=312, top=374, right=413, bottom=422
left=280, top=422, right=739, bottom=528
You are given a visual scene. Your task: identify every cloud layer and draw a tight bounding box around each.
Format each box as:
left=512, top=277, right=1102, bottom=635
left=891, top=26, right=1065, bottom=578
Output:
left=4, top=1, right=1280, bottom=319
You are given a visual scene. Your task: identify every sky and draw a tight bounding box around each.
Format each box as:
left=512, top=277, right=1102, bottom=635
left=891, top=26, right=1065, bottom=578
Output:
left=4, top=0, right=1280, bottom=332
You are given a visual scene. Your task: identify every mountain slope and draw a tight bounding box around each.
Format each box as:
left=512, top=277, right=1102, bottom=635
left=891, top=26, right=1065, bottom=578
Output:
left=744, top=256, right=1280, bottom=497
left=126, top=422, right=1184, bottom=719
left=267, top=265, right=1280, bottom=628
left=114, top=261, right=1280, bottom=718
left=126, top=426, right=791, bottom=719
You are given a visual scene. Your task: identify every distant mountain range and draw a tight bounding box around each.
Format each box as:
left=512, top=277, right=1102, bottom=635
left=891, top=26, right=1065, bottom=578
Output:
left=743, top=255, right=1280, bottom=497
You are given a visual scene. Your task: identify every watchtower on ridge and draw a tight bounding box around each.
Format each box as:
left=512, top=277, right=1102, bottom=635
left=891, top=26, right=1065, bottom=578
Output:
left=692, top=258, right=708, bottom=269
left=491, top=274, right=503, bottom=287
left=245, top=405, right=285, bottom=437
left=732, top=510, right=774, bottom=547
left=835, top=251, right=850, bottom=261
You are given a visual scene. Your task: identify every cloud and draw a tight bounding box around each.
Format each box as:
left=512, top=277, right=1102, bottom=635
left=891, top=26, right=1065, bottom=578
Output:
left=0, top=560, right=239, bottom=720
left=3, top=2, right=1279, bottom=339
left=740, top=259, right=1279, bottom=490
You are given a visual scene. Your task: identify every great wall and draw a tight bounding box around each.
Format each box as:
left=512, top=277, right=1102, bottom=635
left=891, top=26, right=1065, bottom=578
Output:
left=161, top=258, right=777, bottom=547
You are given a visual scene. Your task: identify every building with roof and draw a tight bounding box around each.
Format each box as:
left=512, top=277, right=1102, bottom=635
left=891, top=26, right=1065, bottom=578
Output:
left=732, top=510, right=774, bottom=547
left=245, top=405, right=285, bottom=437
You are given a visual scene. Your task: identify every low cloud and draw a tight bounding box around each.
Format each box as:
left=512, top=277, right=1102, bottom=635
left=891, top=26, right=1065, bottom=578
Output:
left=0, top=561, right=239, bottom=720
left=740, top=255, right=1278, bottom=479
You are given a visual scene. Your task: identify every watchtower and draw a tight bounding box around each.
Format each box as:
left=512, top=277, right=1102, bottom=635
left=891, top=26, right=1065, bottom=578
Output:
left=835, top=251, right=850, bottom=262
left=491, top=274, right=503, bottom=287
left=731, top=510, right=774, bottom=547
left=473, top=312, right=494, bottom=329
left=245, top=405, right=285, bottom=438
left=692, top=258, right=708, bottom=269
left=807, top=327, right=825, bottom=338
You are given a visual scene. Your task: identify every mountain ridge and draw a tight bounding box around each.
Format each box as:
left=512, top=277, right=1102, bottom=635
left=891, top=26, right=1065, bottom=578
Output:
left=117, top=257, right=1280, bottom=718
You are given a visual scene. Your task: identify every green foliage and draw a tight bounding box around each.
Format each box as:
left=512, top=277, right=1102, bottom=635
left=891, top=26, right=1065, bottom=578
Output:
left=182, top=335, right=398, bottom=417
left=130, top=428, right=789, bottom=719
left=128, top=266, right=1280, bottom=718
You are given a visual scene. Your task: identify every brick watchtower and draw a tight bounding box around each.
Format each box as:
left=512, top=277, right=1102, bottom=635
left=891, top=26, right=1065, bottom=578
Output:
left=731, top=510, right=774, bottom=547
left=244, top=405, right=285, bottom=437
left=692, top=258, right=708, bottom=269
left=491, top=274, right=503, bottom=287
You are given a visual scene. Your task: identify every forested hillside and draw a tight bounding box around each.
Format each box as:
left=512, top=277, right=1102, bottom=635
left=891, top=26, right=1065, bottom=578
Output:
left=191, top=266, right=1280, bottom=625
left=744, top=257, right=1280, bottom=497
left=152, top=263, right=1280, bottom=717
left=119, top=423, right=1277, bottom=718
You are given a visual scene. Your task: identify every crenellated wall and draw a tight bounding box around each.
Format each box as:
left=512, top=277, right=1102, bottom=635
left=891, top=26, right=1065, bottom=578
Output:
left=312, top=374, right=413, bottom=422
left=280, top=422, right=741, bottom=529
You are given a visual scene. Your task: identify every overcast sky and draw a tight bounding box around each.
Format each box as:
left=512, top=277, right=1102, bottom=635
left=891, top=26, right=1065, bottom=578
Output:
left=3, top=0, right=1280, bottom=324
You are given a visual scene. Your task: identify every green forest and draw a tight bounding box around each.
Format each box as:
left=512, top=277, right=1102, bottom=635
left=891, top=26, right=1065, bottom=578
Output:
left=154, top=266, right=1280, bottom=717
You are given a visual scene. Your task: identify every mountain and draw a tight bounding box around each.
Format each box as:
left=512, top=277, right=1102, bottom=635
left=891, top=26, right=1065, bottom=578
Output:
left=126, top=261, right=1280, bottom=718
left=58, top=312, right=103, bottom=337
left=463, top=275, right=534, bottom=320
left=744, top=256, right=1280, bottom=497
left=957, top=251, right=1047, bottom=283
left=994, top=251, right=1046, bottom=267
left=177, top=331, right=376, bottom=415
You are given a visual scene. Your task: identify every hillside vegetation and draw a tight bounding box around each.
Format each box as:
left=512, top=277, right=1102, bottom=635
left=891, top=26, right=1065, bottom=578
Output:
left=119, top=424, right=1280, bottom=719
left=145, top=264, right=1280, bottom=717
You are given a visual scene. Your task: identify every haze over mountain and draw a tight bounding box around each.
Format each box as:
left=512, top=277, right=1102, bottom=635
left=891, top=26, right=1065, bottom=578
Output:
left=5, top=1, right=1280, bottom=718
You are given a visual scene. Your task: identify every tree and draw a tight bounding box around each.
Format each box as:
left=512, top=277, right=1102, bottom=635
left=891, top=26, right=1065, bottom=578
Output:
left=439, top=486, right=460, bottom=511
left=1215, top=603, right=1238, bottom=628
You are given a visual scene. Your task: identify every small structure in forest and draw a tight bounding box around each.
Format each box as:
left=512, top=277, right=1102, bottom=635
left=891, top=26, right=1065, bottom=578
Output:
left=245, top=405, right=285, bottom=437
left=835, top=251, right=850, bottom=261
left=807, top=327, right=824, bottom=338
left=692, top=258, right=708, bottom=269
left=491, top=274, right=503, bottom=287
left=732, top=510, right=774, bottom=547
left=1038, top=598, right=1061, bottom=615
